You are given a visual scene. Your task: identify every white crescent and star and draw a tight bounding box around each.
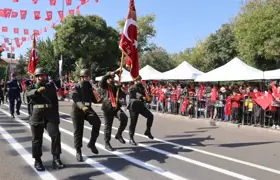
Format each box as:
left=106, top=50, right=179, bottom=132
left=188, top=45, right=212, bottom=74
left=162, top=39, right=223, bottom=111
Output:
left=123, top=18, right=138, bottom=48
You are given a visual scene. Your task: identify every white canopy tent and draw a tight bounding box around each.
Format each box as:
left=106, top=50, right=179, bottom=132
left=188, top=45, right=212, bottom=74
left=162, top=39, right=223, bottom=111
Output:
left=195, top=57, right=264, bottom=82
left=95, top=68, right=133, bottom=82
left=139, top=65, right=162, bottom=80
left=157, top=61, right=204, bottom=80
left=264, top=69, right=280, bottom=80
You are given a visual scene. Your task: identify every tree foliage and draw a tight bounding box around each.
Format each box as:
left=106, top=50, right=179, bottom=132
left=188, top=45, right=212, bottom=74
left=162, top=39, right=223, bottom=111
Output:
left=140, top=45, right=175, bottom=72
left=16, top=54, right=28, bottom=78
left=233, top=0, right=280, bottom=70
left=54, top=15, right=121, bottom=78
left=117, top=14, right=157, bottom=56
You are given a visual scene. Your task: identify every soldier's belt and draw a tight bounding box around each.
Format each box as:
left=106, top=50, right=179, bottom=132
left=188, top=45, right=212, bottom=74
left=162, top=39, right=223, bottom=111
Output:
left=84, top=102, right=91, bottom=106
left=33, top=104, right=52, bottom=109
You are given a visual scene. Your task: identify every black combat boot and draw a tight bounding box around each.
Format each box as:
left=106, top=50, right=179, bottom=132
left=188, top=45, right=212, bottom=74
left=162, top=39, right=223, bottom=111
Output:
left=115, top=134, right=126, bottom=144
left=144, top=128, right=154, bottom=139
left=129, top=136, right=137, bottom=146
left=76, top=148, right=83, bottom=162
left=34, top=159, right=45, bottom=172
left=11, top=113, right=15, bottom=118
left=52, top=155, right=65, bottom=169
left=87, top=143, right=99, bottom=154
left=16, top=110, right=20, bottom=115
left=105, top=142, right=115, bottom=151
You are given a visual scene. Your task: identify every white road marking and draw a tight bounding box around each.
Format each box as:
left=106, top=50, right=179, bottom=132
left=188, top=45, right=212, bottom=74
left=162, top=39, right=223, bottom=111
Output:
left=1, top=106, right=128, bottom=180
left=16, top=107, right=188, bottom=180
left=56, top=108, right=280, bottom=176
left=58, top=117, right=256, bottom=180
left=0, top=125, right=57, bottom=180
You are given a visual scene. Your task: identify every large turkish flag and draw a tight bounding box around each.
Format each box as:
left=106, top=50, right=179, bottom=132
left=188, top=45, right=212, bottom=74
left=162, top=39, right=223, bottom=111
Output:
left=254, top=92, right=273, bottom=110
left=119, top=0, right=139, bottom=79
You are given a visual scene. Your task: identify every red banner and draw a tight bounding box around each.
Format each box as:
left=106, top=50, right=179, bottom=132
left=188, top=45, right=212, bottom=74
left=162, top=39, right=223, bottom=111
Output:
left=119, top=0, right=139, bottom=79
left=28, top=37, right=39, bottom=75
left=32, top=0, right=38, bottom=4
left=45, top=11, right=52, bottom=21
left=4, top=8, right=12, bottom=18
left=50, top=0, right=56, bottom=6
left=20, top=10, right=27, bottom=20
left=34, top=11, right=41, bottom=20
left=66, top=0, right=72, bottom=6
left=11, top=11, right=18, bottom=18
left=14, top=28, right=19, bottom=34
left=255, top=92, right=273, bottom=110
left=225, top=97, right=232, bottom=116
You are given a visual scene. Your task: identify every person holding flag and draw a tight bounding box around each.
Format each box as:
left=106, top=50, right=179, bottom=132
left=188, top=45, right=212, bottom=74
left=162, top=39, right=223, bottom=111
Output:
left=99, top=69, right=128, bottom=151
left=118, top=0, right=154, bottom=146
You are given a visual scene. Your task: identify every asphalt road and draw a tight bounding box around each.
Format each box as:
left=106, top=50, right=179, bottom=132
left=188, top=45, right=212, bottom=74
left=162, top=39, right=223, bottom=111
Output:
left=0, top=101, right=280, bottom=180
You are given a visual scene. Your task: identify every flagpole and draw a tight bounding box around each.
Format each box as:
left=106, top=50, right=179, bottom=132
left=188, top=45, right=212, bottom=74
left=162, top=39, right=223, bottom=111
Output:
left=115, top=52, right=125, bottom=106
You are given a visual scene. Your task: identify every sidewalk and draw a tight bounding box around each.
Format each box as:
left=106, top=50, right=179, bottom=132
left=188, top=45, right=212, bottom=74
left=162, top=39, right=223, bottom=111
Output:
left=62, top=98, right=280, bottom=134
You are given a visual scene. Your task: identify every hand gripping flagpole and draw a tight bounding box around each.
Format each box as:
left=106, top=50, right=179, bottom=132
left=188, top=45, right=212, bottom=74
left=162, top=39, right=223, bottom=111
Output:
left=115, top=52, right=125, bottom=107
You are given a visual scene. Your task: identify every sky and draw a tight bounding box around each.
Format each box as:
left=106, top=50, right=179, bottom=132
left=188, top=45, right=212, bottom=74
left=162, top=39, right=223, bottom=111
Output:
left=0, top=0, right=245, bottom=59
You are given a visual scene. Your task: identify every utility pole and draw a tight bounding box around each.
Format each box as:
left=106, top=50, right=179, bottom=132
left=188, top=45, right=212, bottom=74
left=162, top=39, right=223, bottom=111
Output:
left=8, top=39, right=13, bottom=73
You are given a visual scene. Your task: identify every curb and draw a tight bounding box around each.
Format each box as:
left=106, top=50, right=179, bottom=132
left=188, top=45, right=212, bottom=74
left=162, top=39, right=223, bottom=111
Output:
left=62, top=98, right=280, bottom=134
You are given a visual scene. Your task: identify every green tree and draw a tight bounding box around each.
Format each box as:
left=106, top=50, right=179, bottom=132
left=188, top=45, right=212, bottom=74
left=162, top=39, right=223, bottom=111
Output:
left=233, top=0, right=280, bottom=70
left=204, top=23, right=238, bottom=70
left=54, top=15, right=121, bottom=79
left=172, top=41, right=208, bottom=72
left=16, top=54, right=28, bottom=78
left=140, top=45, right=175, bottom=72
left=117, top=14, right=157, bottom=56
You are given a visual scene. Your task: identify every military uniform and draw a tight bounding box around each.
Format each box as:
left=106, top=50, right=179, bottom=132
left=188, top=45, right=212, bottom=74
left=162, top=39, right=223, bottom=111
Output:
left=27, top=68, right=64, bottom=171
left=71, top=69, right=101, bottom=162
left=99, top=71, right=128, bottom=151
left=25, top=79, right=33, bottom=116
left=128, top=76, right=154, bottom=145
left=7, top=73, right=22, bottom=117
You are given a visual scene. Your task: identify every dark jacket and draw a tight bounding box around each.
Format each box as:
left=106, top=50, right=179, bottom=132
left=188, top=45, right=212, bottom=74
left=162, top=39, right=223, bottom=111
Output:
left=127, top=83, right=146, bottom=111
left=27, top=83, right=59, bottom=126
left=7, top=79, right=22, bottom=98
left=72, top=81, right=97, bottom=110
left=99, top=73, right=126, bottom=113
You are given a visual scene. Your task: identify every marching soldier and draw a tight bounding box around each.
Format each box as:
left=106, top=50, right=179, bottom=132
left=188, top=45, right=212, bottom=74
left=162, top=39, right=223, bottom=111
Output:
left=71, top=69, right=101, bottom=162
left=128, top=75, right=154, bottom=146
left=25, top=76, right=34, bottom=117
left=99, top=70, right=128, bottom=151
left=7, top=72, right=22, bottom=118
left=27, top=67, right=64, bottom=171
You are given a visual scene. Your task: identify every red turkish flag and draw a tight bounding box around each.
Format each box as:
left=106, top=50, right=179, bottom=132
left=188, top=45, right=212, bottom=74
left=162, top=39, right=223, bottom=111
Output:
left=34, top=11, right=41, bottom=20
left=119, top=0, right=139, bottom=79
left=0, top=9, right=5, bottom=17
left=21, top=37, right=26, bottom=42
left=24, top=29, right=29, bottom=35
left=255, top=92, right=273, bottom=110
left=15, top=38, right=20, bottom=48
left=20, top=10, right=27, bottom=20
left=50, top=0, right=56, bottom=6
left=32, top=0, right=38, bottom=4
left=211, top=87, right=217, bottom=102
left=2, top=26, right=8, bottom=32
left=58, top=10, right=64, bottom=21
left=181, top=98, right=188, bottom=113
left=271, top=81, right=280, bottom=98
left=44, top=27, right=47, bottom=32
left=225, top=97, right=232, bottom=116
left=33, top=30, right=39, bottom=36
left=45, top=11, right=52, bottom=21
left=4, top=38, right=9, bottom=43
left=80, top=0, right=88, bottom=5
left=66, top=0, right=72, bottom=6
left=4, top=8, right=12, bottom=18
left=95, top=0, right=98, bottom=2
left=14, top=28, right=19, bottom=34
left=68, top=9, right=74, bottom=15
left=28, top=37, right=39, bottom=75
left=11, top=11, right=18, bottom=18
left=11, top=46, right=15, bottom=52
left=13, top=0, right=19, bottom=2
left=198, top=84, right=204, bottom=100
left=76, top=6, right=81, bottom=15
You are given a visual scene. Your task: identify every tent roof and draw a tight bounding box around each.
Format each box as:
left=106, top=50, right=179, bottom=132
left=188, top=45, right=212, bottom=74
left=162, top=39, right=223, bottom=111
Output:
left=139, top=65, right=162, bottom=80
left=159, top=61, right=204, bottom=80
left=95, top=68, right=132, bottom=82
left=264, top=69, right=280, bottom=80
left=195, top=57, right=264, bottom=82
